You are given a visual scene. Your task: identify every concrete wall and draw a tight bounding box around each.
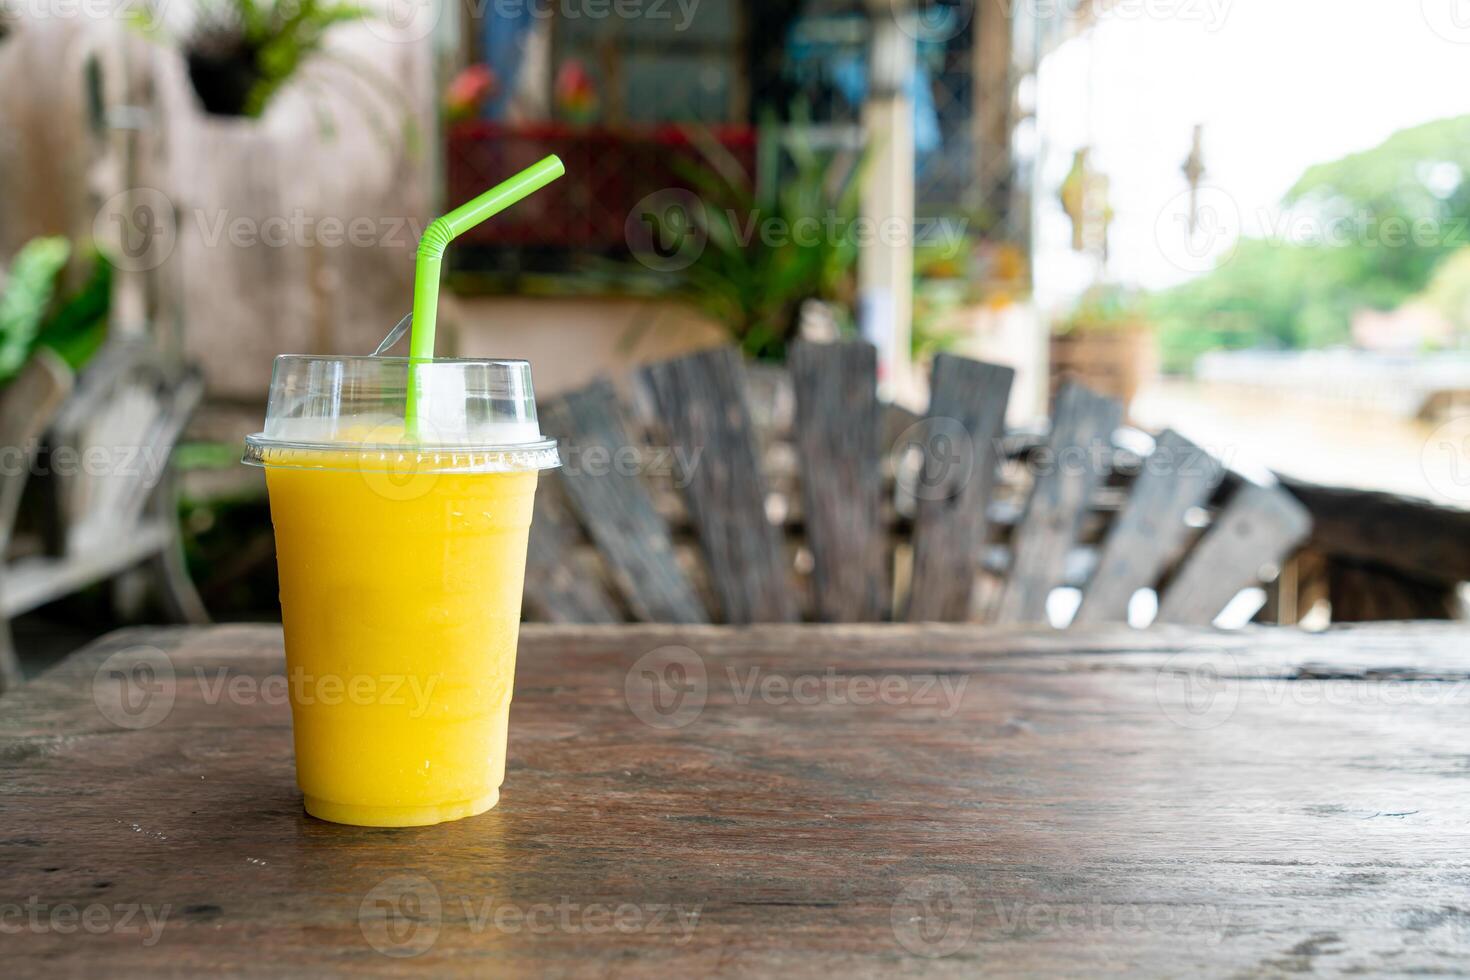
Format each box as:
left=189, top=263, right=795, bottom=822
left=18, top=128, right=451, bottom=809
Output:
left=0, top=17, right=103, bottom=262
left=449, top=295, right=727, bottom=396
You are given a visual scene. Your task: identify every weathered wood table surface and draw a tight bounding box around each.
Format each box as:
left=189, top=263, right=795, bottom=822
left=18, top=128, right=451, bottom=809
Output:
left=4, top=622, right=1470, bottom=977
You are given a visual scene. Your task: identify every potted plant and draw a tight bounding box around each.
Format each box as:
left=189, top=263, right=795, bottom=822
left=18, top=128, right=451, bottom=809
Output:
left=1050, top=284, right=1155, bottom=413
left=135, top=0, right=402, bottom=127
left=629, top=121, right=864, bottom=363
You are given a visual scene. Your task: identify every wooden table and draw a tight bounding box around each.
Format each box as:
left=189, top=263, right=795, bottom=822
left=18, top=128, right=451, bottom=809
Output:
left=4, top=622, right=1470, bottom=977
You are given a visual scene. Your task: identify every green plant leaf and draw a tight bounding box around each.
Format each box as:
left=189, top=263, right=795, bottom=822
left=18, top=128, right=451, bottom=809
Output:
left=0, top=237, right=71, bottom=382
left=36, top=251, right=111, bottom=370
left=637, top=122, right=869, bottom=361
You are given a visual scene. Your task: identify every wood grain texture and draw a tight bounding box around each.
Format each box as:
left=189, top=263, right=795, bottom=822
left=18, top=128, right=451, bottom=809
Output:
left=4, top=621, right=1470, bottom=977
left=789, top=341, right=888, bottom=622
left=522, top=482, right=621, bottom=625
left=1157, top=480, right=1313, bottom=625
left=640, top=347, right=796, bottom=624
left=996, top=383, right=1123, bottom=625
left=1072, top=428, right=1223, bottom=626
left=540, top=381, right=707, bottom=624
left=906, top=354, right=1015, bottom=622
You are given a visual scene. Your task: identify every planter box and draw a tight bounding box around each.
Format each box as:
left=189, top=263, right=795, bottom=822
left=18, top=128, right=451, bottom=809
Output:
left=1049, top=325, right=1154, bottom=416
left=447, top=121, right=758, bottom=251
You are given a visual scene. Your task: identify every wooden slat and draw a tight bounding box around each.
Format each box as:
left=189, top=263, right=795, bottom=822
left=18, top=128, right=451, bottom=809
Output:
left=640, top=347, right=797, bottom=624
left=522, top=483, right=621, bottom=625
left=144, top=470, right=211, bottom=627
left=790, top=341, right=887, bottom=622
left=880, top=402, right=921, bottom=453
left=0, top=350, right=72, bottom=557
left=905, top=354, right=1014, bottom=622
left=0, top=350, right=72, bottom=693
left=540, top=381, right=707, bottom=624
left=136, top=367, right=210, bottom=626
left=124, top=366, right=204, bottom=527
left=743, top=361, right=795, bottom=439
left=1072, top=428, right=1223, bottom=625
left=2, top=520, right=173, bottom=619
left=47, top=340, right=166, bottom=553
left=1156, top=479, right=1312, bottom=625
left=994, top=383, right=1123, bottom=625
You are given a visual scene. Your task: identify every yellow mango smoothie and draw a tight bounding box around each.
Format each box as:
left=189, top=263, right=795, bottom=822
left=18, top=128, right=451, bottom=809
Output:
left=266, top=456, right=536, bottom=826
left=245, top=356, right=559, bottom=828
left=244, top=160, right=566, bottom=826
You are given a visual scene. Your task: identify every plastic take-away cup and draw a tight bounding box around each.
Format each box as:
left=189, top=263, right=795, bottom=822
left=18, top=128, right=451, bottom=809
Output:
left=243, top=355, right=559, bottom=827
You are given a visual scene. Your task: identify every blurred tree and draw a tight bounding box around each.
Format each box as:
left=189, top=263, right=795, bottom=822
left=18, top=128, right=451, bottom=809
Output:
left=1418, top=245, right=1470, bottom=341
left=1150, top=115, right=1470, bottom=371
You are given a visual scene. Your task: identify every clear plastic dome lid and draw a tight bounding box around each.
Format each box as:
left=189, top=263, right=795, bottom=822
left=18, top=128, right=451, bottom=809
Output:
left=242, top=355, right=559, bottom=472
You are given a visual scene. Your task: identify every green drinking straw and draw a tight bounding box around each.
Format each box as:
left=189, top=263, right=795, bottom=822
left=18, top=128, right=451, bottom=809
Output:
left=405, top=154, right=566, bottom=432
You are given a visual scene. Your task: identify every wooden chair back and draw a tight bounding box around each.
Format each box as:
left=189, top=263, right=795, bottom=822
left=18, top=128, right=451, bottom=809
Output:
left=0, top=351, right=74, bottom=558
left=0, top=351, right=73, bottom=691
left=45, top=339, right=203, bottom=556
left=0, top=340, right=207, bottom=695
left=526, top=342, right=1311, bottom=628
left=539, top=380, right=706, bottom=624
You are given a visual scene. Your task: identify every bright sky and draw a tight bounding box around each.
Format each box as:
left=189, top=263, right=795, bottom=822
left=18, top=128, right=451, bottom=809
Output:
left=1033, top=0, right=1470, bottom=307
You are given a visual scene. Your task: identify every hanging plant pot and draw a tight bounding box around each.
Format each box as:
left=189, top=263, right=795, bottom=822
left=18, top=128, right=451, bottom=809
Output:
left=146, top=1, right=413, bottom=136
left=185, top=39, right=263, bottom=118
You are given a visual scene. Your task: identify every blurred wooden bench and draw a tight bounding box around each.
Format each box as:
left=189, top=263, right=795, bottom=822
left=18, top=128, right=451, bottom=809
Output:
left=1277, top=478, right=1470, bottom=622
left=0, top=342, right=207, bottom=691
left=524, top=342, right=1312, bottom=628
